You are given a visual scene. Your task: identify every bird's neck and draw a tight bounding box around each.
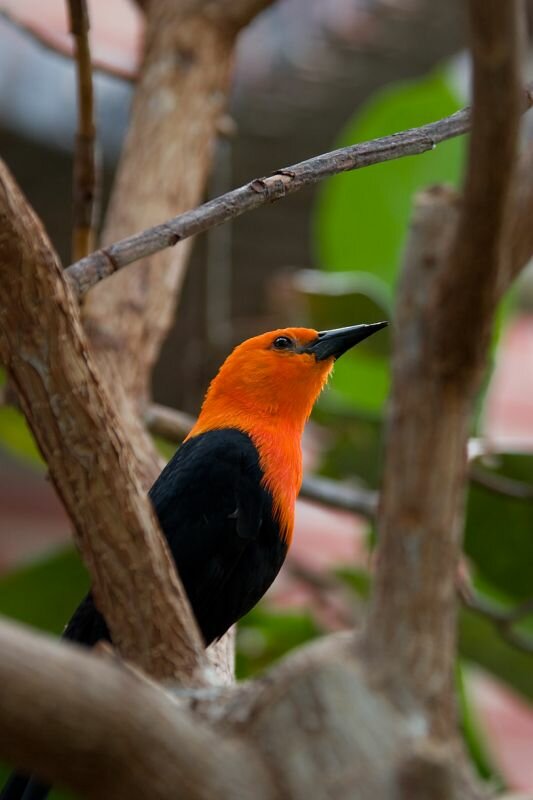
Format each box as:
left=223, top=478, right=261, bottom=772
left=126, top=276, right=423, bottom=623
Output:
left=189, top=397, right=304, bottom=546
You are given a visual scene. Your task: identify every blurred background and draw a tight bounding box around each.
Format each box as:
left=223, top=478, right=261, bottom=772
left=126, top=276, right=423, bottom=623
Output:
left=1, top=1, right=533, bottom=795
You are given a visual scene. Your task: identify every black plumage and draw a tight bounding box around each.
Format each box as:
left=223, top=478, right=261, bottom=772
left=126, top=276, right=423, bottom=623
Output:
left=1, top=429, right=287, bottom=800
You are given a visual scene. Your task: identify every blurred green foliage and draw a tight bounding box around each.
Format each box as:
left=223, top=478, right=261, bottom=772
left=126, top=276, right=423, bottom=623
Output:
left=465, top=454, right=533, bottom=601
left=315, top=68, right=464, bottom=287
left=236, top=607, right=320, bottom=679
left=0, top=406, right=43, bottom=466
left=310, top=67, right=464, bottom=417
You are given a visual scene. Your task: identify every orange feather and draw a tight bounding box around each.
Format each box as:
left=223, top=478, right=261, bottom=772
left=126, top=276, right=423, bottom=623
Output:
left=187, top=328, right=334, bottom=544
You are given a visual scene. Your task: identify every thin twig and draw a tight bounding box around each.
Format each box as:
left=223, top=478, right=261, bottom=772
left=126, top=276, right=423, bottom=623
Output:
left=145, top=402, right=533, bottom=510
left=145, top=403, right=195, bottom=441
left=299, top=474, right=378, bottom=518
left=0, top=8, right=137, bottom=83
left=470, top=463, right=533, bottom=500
left=144, top=403, right=378, bottom=517
left=68, top=0, right=99, bottom=260
left=65, top=85, right=533, bottom=298
left=459, top=588, right=533, bottom=655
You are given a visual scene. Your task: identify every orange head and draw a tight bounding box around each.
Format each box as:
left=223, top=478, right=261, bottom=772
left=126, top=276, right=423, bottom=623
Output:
left=188, top=323, right=387, bottom=543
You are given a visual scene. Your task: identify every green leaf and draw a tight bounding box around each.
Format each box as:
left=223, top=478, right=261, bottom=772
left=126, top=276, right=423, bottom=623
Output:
left=236, top=606, right=321, bottom=679
left=314, top=67, right=465, bottom=288
left=0, top=547, right=88, bottom=634
left=0, top=406, right=43, bottom=467
left=333, top=567, right=372, bottom=599
left=465, top=454, right=533, bottom=601
left=459, top=608, right=533, bottom=702
left=457, top=663, right=501, bottom=784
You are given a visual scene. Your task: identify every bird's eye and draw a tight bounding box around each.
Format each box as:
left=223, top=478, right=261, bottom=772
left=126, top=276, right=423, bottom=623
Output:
left=273, top=335, right=293, bottom=350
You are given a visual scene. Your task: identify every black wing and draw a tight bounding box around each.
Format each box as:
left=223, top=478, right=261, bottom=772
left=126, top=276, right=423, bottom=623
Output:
left=150, top=428, right=272, bottom=645
left=0, top=429, right=285, bottom=800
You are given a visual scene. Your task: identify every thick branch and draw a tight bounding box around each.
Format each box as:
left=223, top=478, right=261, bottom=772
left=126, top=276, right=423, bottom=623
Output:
left=364, top=0, right=524, bottom=741
left=0, top=159, right=205, bottom=682
left=65, top=87, right=533, bottom=298
left=432, top=1, right=524, bottom=379
left=68, top=0, right=99, bottom=260
left=0, top=617, right=272, bottom=800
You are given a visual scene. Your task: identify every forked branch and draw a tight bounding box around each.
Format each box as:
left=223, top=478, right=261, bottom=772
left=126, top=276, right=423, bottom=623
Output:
left=0, top=159, right=205, bottom=683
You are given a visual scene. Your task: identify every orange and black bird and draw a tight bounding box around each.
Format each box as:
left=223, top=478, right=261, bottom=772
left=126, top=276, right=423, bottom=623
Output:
left=1, top=322, right=386, bottom=800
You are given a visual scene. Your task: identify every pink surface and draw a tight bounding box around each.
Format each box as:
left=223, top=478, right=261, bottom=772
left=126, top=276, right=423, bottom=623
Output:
left=1, top=0, right=142, bottom=76
left=468, top=670, right=533, bottom=793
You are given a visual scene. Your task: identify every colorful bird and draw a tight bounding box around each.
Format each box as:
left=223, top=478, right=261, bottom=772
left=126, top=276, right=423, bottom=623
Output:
left=1, top=322, right=387, bottom=800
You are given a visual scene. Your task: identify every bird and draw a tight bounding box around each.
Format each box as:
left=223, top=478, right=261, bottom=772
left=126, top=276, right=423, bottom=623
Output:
left=1, top=322, right=387, bottom=800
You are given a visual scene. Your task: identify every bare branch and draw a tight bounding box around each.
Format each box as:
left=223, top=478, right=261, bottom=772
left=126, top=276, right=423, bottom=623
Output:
left=0, top=158, right=205, bottom=683
left=145, top=402, right=195, bottom=441
left=79, top=0, right=277, bottom=498
left=299, top=474, right=378, bottom=518
left=145, top=402, right=379, bottom=516
left=65, top=91, right=533, bottom=298
left=67, top=0, right=99, bottom=260
left=459, top=589, right=533, bottom=655
left=432, top=1, right=525, bottom=380
left=364, top=0, right=524, bottom=741
left=146, top=402, right=533, bottom=511
left=470, top=462, right=533, bottom=499
left=0, top=616, right=273, bottom=800
left=0, top=8, right=137, bottom=82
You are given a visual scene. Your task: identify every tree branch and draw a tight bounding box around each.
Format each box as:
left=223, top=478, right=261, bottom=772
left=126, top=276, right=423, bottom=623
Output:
left=364, top=0, right=524, bottom=741
left=81, top=0, right=275, bottom=416
left=0, top=158, right=205, bottom=683
left=459, top=590, right=533, bottom=655
left=0, top=616, right=273, bottom=800
left=431, top=1, right=525, bottom=380
left=145, top=402, right=379, bottom=517
left=68, top=0, right=99, bottom=260
left=64, top=86, right=533, bottom=298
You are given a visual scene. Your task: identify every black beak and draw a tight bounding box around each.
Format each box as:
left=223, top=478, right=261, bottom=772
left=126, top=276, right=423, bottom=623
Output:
left=306, top=322, right=388, bottom=361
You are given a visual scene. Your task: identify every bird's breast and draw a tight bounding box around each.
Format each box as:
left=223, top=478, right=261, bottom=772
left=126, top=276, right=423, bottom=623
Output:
left=249, top=426, right=303, bottom=546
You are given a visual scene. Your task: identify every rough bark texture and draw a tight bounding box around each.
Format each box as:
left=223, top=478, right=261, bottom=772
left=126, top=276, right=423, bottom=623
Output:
left=364, top=187, right=467, bottom=738
left=0, top=159, right=205, bottom=683
left=81, top=0, right=274, bottom=678
left=364, top=0, right=523, bottom=741
left=0, top=617, right=273, bottom=800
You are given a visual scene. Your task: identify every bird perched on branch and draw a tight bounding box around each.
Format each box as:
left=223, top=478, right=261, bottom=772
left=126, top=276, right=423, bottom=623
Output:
left=1, top=322, right=387, bottom=800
